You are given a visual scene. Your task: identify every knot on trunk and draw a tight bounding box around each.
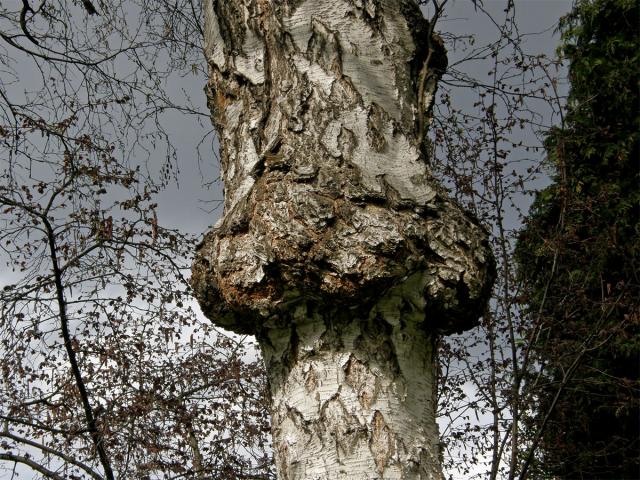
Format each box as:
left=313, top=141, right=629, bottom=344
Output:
left=192, top=0, right=495, bottom=336
left=192, top=185, right=494, bottom=335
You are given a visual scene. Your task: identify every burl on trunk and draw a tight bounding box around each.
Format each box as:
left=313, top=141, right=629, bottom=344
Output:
left=191, top=0, right=494, bottom=478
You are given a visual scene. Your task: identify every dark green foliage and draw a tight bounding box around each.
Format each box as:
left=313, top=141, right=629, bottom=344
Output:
left=516, top=0, right=639, bottom=477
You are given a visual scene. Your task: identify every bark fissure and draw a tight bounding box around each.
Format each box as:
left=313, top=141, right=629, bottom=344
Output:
left=194, top=0, right=494, bottom=477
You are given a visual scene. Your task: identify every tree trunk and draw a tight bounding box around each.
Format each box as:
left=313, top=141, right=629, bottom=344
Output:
left=259, top=290, right=443, bottom=478
left=192, top=0, right=494, bottom=477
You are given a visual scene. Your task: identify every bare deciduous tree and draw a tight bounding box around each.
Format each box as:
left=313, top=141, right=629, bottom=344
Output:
left=1, top=0, right=273, bottom=478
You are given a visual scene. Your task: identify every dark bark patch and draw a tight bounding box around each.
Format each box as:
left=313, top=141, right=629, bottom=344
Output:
left=304, top=365, right=317, bottom=393
left=366, top=103, right=388, bottom=152
left=370, top=410, right=395, bottom=475
left=307, top=17, right=343, bottom=75
left=344, top=355, right=377, bottom=410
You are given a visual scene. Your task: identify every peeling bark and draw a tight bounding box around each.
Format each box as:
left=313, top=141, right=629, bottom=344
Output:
left=193, top=0, right=494, bottom=477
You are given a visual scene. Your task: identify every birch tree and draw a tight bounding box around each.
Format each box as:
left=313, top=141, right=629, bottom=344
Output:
left=192, top=0, right=495, bottom=477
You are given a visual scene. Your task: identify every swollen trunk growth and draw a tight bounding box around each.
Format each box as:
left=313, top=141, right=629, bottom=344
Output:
left=192, top=0, right=494, bottom=477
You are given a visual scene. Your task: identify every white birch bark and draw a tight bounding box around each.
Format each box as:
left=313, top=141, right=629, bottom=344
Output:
left=192, top=1, right=495, bottom=477
left=259, top=283, right=443, bottom=478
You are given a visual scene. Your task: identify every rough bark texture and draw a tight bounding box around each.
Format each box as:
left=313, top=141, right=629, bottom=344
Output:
left=259, top=285, right=443, bottom=478
left=192, top=0, right=495, bottom=477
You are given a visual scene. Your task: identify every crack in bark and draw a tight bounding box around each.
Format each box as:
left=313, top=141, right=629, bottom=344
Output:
left=370, top=410, right=396, bottom=475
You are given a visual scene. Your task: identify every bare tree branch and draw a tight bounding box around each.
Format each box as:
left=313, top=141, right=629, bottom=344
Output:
left=0, top=452, right=66, bottom=480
